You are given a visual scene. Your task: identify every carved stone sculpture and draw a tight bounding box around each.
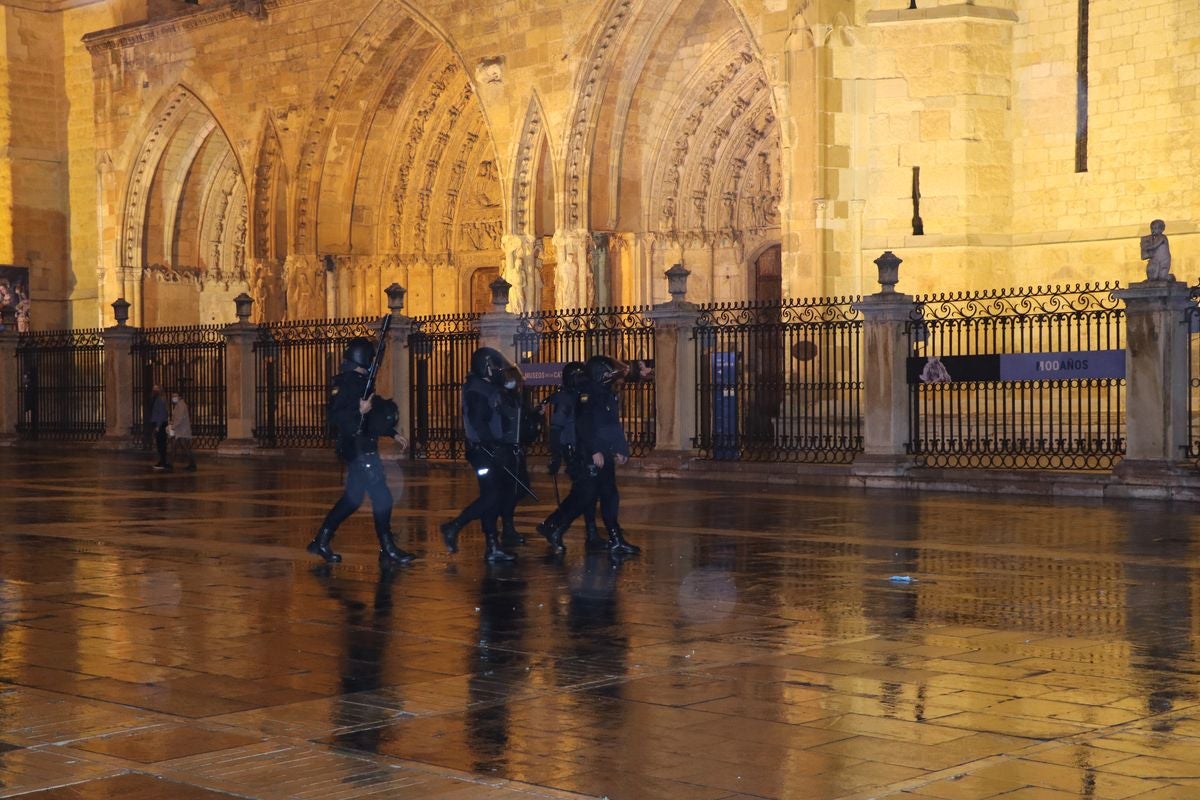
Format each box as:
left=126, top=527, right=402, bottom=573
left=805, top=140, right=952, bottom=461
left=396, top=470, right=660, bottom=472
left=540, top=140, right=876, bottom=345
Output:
left=1140, top=219, right=1173, bottom=281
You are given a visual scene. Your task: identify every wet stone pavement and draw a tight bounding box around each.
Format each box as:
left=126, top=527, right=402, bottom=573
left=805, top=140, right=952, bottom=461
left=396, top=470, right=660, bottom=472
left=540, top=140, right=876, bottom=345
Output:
left=1, top=450, right=1200, bottom=799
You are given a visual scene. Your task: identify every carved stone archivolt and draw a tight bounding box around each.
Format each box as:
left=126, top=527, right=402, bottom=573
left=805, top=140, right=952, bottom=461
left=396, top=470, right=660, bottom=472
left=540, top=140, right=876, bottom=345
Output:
left=291, top=5, right=430, bottom=252
left=564, top=0, right=639, bottom=230
left=647, top=36, right=780, bottom=245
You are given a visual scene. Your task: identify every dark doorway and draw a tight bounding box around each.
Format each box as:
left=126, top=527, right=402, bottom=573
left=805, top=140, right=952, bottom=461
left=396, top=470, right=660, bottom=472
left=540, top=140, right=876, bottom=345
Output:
left=470, top=267, right=500, bottom=314
left=752, top=244, right=782, bottom=304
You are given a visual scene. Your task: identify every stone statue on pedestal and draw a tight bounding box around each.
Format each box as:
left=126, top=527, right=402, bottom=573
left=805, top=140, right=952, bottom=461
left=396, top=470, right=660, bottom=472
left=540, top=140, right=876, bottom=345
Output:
left=1140, top=219, right=1173, bottom=281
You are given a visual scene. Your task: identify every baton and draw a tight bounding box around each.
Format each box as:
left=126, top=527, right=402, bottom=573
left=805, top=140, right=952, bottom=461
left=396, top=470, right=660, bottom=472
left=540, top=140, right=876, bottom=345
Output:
left=551, top=470, right=561, bottom=506
left=478, top=445, right=539, bottom=502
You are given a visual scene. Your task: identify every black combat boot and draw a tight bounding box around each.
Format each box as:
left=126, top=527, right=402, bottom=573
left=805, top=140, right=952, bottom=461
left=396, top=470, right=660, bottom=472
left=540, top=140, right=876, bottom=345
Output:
left=484, top=532, right=517, bottom=563
left=377, top=530, right=416, bottom=567
left=584, top=520, right=606, bottom=553
left=606, top=525, right=641, bottom=556
left=501, top=520, right=525, bottom=548
left=440, top=519, right=463, bottom=553
left=537, top=519, right=566, bottom=554
left=306, top=528, right=342, bottom=563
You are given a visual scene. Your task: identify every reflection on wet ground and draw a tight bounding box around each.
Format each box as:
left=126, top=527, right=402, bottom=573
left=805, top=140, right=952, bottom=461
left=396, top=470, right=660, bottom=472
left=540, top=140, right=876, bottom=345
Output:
left=2, top=449, right=1200, bottom=798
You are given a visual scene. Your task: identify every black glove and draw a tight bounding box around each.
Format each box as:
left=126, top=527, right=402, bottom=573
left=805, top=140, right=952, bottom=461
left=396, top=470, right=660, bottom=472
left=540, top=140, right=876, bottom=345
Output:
left=548, top=455, right=561, bottom=475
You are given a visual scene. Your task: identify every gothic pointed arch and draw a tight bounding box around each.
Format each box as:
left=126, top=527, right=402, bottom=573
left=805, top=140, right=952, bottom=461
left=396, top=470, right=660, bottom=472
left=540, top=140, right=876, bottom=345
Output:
left=587, top=0, right=781, bottom=303
left=560, top=0, right=645, bottom=231
left=120, top=84, right=249, bottom=325
left=510, top=91, right=554, bottom=237
left=283, top=0, right=504, bottom=316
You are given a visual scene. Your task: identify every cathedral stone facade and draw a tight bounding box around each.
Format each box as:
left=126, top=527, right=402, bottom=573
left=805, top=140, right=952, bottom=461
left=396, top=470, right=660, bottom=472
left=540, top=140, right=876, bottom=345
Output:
left=0, top=0, right=1196, bottom=327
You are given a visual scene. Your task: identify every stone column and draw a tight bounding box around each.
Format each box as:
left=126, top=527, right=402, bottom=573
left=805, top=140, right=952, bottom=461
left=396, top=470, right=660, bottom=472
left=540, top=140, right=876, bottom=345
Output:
left=218, top=293, right=259, bottom=454
left=851, top=252, right=918, bottom=474
left=0, top=310, right=18, bottom=445
left=502, top=233, right=536, bottom=313
left=379, top=283, right=415, bottom=458
left=477, top=276, right=522, bottom=357
left=648, top=264, right=700, bottom=456
left=100, top=298, right=137, bottom=448
left=552, top=228, right=590, bottom=309
left=1114, top=280, right=1193, bottom=476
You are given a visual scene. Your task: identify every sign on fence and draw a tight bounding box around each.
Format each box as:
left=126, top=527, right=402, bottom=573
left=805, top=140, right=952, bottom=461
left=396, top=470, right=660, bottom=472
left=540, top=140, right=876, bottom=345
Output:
left=906, top=350, right=1126, bottom=384
left=520, top=363, right=564, bottom=387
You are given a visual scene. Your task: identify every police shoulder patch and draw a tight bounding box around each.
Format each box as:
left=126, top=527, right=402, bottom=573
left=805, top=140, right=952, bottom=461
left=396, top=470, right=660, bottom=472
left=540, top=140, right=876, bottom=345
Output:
left=579, top=393, right=590, bottom=403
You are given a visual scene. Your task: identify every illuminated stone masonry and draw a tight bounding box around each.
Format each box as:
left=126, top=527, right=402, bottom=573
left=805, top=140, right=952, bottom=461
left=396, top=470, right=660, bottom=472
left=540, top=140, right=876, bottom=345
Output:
left=0, top=0, right=1194, bottom=327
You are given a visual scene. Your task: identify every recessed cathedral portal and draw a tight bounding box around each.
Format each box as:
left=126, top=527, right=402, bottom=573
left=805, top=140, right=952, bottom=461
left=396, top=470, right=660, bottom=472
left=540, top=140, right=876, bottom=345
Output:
left=110, top=0, right=781, bottom=325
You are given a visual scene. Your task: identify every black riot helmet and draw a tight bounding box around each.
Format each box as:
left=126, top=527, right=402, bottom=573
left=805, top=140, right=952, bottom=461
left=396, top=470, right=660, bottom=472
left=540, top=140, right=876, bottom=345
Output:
left=585, top=355, right=628, bottom=387
left=562, top=361, right=586, bottom=390
left=344, top=337, right=375, bottom=369
left=470, top=347, right=511, bottom=383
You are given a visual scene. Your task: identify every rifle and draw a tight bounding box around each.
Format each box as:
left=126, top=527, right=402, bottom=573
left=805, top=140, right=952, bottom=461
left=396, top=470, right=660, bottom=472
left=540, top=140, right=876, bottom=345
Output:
left=355, top=314, right=393, bottom=435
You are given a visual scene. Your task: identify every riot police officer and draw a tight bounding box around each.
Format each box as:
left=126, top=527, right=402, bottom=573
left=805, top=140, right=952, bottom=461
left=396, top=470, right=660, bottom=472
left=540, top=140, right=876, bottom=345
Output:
left=439, top=347, right=519, bottom=563
left=541, top=355, right=640, bottom=556
left=307, top=337, right=415, bottom=568
left=497, top=365, right=542, bottom=548
left=537, top=362, right=604, bottom=553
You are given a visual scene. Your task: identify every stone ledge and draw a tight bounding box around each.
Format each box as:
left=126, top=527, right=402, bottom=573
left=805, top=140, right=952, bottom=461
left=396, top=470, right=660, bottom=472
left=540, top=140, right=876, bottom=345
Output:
left=866, top=4, right=1019, bottom=25
left=14, top=442, right=1200, bottom=503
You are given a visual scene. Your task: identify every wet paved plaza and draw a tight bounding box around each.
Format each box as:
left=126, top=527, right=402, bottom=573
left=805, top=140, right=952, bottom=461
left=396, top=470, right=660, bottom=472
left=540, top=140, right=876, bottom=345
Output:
left=2, top=450, right=1200, bottom=799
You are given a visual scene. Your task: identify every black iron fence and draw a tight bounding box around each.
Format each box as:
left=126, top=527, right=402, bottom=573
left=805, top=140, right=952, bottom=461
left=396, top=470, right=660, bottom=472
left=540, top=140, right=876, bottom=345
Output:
left=16, top=329, right=106, bottom=441
left=693, top=298, right=863, bottom=462
left=907, top=284, right=1125, bottom=469
left=1186, top=294, right=1200, bottom=464
left=408, top=314, right=480, bottom=460
left=131, top=326, right=227, bottom=449
left=253, top=317, right=375, bottom=448
left=515, top=307, right=656, bottom=457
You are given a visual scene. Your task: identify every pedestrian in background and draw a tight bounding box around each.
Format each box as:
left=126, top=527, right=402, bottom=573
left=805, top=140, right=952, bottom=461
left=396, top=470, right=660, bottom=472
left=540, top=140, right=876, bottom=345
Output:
left=149, top=385, right=170, bottom=471
left=168, top=390, right=196, bottom=472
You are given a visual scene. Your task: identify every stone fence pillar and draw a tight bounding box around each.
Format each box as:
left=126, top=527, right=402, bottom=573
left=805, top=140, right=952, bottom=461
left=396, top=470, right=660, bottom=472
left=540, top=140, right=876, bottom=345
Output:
left=100, top=298, right=136, bottom=448
left=0, top=310, right=18, bottom=444
left=648, top=264, right=699, bottom=455
left=1114, top=280, right=1193, bottom=476
left=379, top=283, right=414, bottom=457
left=852, top=252, right=918, bottom=474
left=219, top=294, right=258, bottom=454
left=478, top=276, right=522, bottom=356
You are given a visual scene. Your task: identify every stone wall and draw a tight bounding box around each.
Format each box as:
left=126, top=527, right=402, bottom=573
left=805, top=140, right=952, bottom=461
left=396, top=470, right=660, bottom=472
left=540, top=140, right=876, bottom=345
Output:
left=0, top=0, right=1196, bottom=327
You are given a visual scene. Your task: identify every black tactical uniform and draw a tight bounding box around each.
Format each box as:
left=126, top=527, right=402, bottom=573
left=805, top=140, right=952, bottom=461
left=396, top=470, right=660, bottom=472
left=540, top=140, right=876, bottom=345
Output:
left=498, top=365, right=543, bottom=548
left=440, top=347, right=520, bottom=563
left=537, top=362, right=603, bottom=553
left=542, top=355, right=640, bottom=556
left=307, top=337, right=415, bottom=568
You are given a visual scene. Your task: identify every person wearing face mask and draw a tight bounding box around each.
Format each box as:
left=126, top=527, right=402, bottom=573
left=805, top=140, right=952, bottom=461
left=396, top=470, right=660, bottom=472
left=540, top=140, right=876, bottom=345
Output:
left=439, top=347, right=519, bottom=563
left=167, top=391, right=196, bottom=472
left=148, top=385, right=170, bottom=471
left=496, top=365, right=543, bottom=549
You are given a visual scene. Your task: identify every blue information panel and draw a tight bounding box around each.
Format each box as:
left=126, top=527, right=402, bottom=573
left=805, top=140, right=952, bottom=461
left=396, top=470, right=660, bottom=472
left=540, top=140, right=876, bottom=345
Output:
left=712, top=352, right=738, bottom=460
left=998, top=350, right=1125, bottom=381
left=906, top=350, right=1125, bottom=384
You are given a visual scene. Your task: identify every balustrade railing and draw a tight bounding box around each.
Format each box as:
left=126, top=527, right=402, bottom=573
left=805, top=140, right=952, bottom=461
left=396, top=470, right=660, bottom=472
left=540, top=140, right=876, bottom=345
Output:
left=693, top=298, right=863, bottom=462
left=408, top=313, right=481, bottom=460
left=131, top=325, right=227, bottom=448
left=16, top=329, right=106, bottom=441
left=514, top=306, right=656, bottom=457
left=252, top=317, right=375, bottom=448
left=906, top=284, right=1125, bottom=469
